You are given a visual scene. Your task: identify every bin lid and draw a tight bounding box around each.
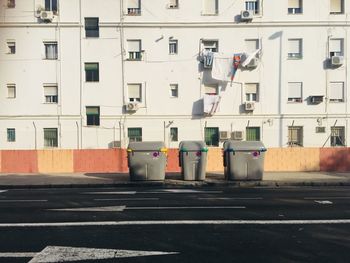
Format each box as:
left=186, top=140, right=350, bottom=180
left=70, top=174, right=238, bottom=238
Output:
left=179, top=141, right=208, bottom=152
left=223, top=140, right=266, bottom=151
left=127, top=141, right=166, bottom=151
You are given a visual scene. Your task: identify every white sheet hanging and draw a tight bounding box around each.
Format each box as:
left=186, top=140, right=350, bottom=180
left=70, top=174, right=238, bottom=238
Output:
left=203, top=94, right=221, bottom=115
left=211, top=53, right=233, bottom=81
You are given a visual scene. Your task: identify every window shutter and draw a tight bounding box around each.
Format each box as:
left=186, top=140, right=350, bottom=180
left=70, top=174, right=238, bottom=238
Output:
left=169, top=0, right=177, bottom=5
left=85, top=18, right=98, bottom=29
left=128, top=84, right=141, bottom=98
left=245, top=83, right=258, bottom=94
left=86, top=107, right=99, bottom=115
left=288, top=39, right=301, bottom=54
left=330, top=0, right=342, bottom=13
left=288, top=0, right=300, bottom=8
left=128, top=0, right=140, bottom=8
left=329, top=82, right=344, bottom=100
left=288, top=82, right=302, bottom=98
left=245, top=39, right=259, bottom=53
left=330, top=39, right=343, bottom=53
left=204, top=84, right=218, bottom=94
left=203, top=0, right=216, bottom=14
left=128, top=40, right=141, bottom=52
left=44, top=85, right=57, bottom=96
left=7, top=85, right=15, bottom=97
left=85, top=63, right=98, bottom=71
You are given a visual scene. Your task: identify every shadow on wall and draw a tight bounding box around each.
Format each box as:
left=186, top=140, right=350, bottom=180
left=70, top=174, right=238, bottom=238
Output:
left=320, top=148, right=350, bottom=172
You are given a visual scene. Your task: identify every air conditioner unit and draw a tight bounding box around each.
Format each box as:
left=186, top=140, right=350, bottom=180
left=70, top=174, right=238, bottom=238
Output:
left=219, top=131, right=229, bottom=140
left=231, top=131, right=243, bottom=140
left=40, top=11, right=54, bottom=21
left=245, top=57, right=259, bottom=69
left=331, top=56, right=344, bottom=66
left=310, top=96, right=324, bottom=104
left=245, top=102, right=255, bottom=111
left=126, top=102, right=139, bottom=112
left=315, top=127, right=326, bottom=133
left=240, top=10, right=254, bottom=21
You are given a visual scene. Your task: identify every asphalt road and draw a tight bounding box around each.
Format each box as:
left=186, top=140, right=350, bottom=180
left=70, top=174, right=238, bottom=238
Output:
left=0, top=186, right=350, bottom=263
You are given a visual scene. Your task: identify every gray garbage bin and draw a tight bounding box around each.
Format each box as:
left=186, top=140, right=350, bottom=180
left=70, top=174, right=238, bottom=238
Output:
left=127, top=141, right=167, bottom=181
left=179, top=141, right=208, bottom=181
left=223, top=140, right=267, bottom=181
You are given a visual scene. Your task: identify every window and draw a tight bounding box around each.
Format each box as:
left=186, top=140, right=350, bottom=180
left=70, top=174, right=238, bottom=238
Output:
left=44, top=42, right=58, bottom=59
left=202, top=0, right=218, bottom=15
left=85, top=63, right=99, bottom=82
left=329, top=82, right=344, bottom=102
left=205, top=127, right=219, bottom=146
left=128, top=128, right=142, bottom=142
left=288, top=126, right=303, bottom=147
left=7, top=41, right=15, bottom=54
left=127, top=40, right=142, bottom=60
left=288, top=0, right=302, bottom=14
left=168, top=0, right=179, bottom=8
left=128, top=84, right=141, bottom=102
left=170, top=127, right=178, bottom=142
left=202, top=40, right=218, bottom=52
left=330, top=0, right=344, bottom=14
left=245, top=0, right=259, bottom=14
left=44, top=128, right=58, bottom=147
left=127, top=0, right=141, bottom=15
left=7, top=0, right=15, bottom=8
left=288, top=82, right=302, bottom=103
left=170, top=84, right=178, bottom=98
left=331, top=126, right=345, bottom=146
left=329, top=38, right=344, bottom=57
left=45, top=0, right=58, bottom=13
left=204, top=84, right=218, bottom=95
left=245, top=39, right=260, bottom=53
left=288, top=39, right=302, bottom=59
left=245, top=83, right=259, bottom=102
left=169, top=39, right=178, bottom=54
left=44, top=84, right=58, bottom=103
left=246, top=127, right=260, bottom=141
left=85, top=18, right=99, bottom=38
left=7, top=84, right=16, bottom=98
left=86, top=106, right=100, bottom=126
left=7, top=128, right=15, bottom=142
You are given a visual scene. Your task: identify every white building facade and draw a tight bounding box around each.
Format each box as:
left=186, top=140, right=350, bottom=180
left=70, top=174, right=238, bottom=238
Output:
left=0, top=0, right=349, bottom=149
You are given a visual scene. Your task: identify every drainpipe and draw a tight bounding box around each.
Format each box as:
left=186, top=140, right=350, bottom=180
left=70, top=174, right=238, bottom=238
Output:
left=33, top=122, right=37, bottom=149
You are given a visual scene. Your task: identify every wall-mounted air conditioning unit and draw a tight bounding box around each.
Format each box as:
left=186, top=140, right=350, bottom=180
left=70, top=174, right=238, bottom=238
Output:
left=245, top=102, right=255, bottom=111
left=310, top=96, right=324, bottom=104
left=315, top=127, right=326, bottom=133
left=331, top=56, right=344, bottom=66
left=231, top=131, right=243, bottom=140
left=240, top=10, right=254, bottom=21
left=245, top=57, right=259, bottom=69
left=40, top=11, right=54, bottom=21
left=126, top=102, right=139, bottom=112
left=219, top=131, right=229, bottom=140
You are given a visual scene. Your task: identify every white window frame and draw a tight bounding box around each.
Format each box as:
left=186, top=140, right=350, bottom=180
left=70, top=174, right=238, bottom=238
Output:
left=6, top=41, right=16, bottom=54
left=331, top=126, right=345, bottom=146
left=329, top=38, right=344, bottom=57
left=127, top=40, right=142, bottom=60
left=202, top=0, right=218, bottom=15
left=167, top=0, right=179, bottom=8
left=169, top=84, right=179, bottom=98
left=202, top=40, right=218, bottom=52
left=170, top=127, right=178, bottom=142
left=43, top=84, right=58, bottom=104
left=330, top=0, right=344, bottom=14
left=245, top=0, right=260, bottom=15
left=329, top=82, right=345, bottom=102
left=128, top=83, right=142, bottom=102
left=288, top=82, right=303, bottom=103
left=288, top=38, right=302, bottom=59
left=288, top=126, right=303, bottom=147
left=44, top=128, right=58, bottom=148
left=127, top=0, right=141, bottom=15
left=245, top=83, right=259, bottom=102
left=288, top=0, right=302, bottom=14
left=7, top=84, right=16, bottom=98
left=44, top=41, right=58, bottom=60
left=7, top=128, right=16, bottom=142
left=169, top=39, right=178, bottom=55
left=245, top=39, right=260, bottom=53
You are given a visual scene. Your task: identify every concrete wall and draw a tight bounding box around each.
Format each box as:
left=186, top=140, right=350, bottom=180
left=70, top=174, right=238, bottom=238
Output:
left=1, top=147, right=350, bottom=173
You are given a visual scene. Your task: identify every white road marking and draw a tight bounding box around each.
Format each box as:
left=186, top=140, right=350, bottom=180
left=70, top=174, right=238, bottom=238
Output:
left=304, top=197, right=350, bottom=200
left=158, top=189, right=223, bottom=194
left=94, top=198, right=159, bottom=201
left=83, top=191, right=137, bottom=195
left=0, top=252, right=36, bottom=258
left=315, top=200, right=333, bottom=204
left=28, top=246, right=178, bottom=262
left=0, top=190, right=8, bottom=194
left=1, top=219, right=350, bottom=228
left=198, top=197, right=263, bottom=200
left=126, top=206, right=246, bottom=210
left=0, top=200, right=47, bottom=202
left=48, top=206, right=126, bottom=212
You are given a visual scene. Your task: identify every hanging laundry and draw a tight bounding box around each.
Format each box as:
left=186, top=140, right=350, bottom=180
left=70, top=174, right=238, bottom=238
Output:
left=241, top=49, right=260, bottom=67
left=211, top=53, right=233, bottom=81
left=203, top=94, right=221, bottom=116
left=202, top=50, right=214, bottom=68
left=231, top=54, right=242, bottom=81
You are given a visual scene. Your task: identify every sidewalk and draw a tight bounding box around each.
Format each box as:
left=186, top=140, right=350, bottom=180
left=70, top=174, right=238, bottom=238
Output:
left=1, top=171, right=350, bottom=188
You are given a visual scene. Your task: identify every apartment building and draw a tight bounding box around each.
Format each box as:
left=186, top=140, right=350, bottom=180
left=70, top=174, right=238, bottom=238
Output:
left=0, top=0, right=349, bottom=149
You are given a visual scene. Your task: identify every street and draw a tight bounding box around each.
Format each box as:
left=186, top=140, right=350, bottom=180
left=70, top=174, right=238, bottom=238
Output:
left=0, top=186, right=350, bottom=262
